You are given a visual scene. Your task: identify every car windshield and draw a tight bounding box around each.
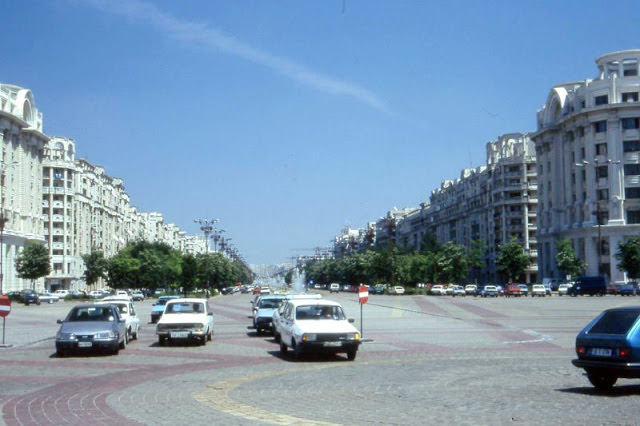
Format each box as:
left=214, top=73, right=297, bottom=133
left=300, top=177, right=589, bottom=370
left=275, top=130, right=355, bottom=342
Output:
left=258, top=299, right=281, bottom=309
left=296, top=305, right=346, bottom=320
left=588, top=310, right=640, bottom=335
left=68, top=307, right=114, bottom=322
left=166, top=302, right=204, bottom=314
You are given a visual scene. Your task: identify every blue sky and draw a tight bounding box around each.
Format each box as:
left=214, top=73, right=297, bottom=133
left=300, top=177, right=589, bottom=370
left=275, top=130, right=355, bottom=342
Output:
left=4, top=0, right=640, bottom=265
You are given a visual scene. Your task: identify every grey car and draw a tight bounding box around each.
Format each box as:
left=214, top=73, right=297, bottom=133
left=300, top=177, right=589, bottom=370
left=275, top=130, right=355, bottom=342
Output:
left=55, top=303, right=128, bottom=357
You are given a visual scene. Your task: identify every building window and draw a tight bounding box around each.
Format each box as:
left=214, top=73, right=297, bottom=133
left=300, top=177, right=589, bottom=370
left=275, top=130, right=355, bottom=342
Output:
left=626, top=187, right=640, bottom=199
left=577, top=126, right=584, bottom=137
left=594, top=121, right=607, bottom=133
left=624, top=140, right=640, bottom=152
left=596, top=166, right=608, bottom=179
left=622, top=92, right=639, bottom=102
left=628, top=210, right=640, bottom=224
left=596, top=143, right=607, bottom=155
left=624, top=164, right=640, bottom=175
left=597, top=189, right=609, bottom=201
left=595, top=95, right=609, bottom=105
left=622, top=117, right=640, bottom=130
left=623, top=60, right=638, bottom=76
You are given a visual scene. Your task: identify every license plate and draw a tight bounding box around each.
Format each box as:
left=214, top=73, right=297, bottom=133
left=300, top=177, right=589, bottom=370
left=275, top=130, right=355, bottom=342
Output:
left=323, top=342, right=342, bottom=347
left=170, top=331, right=190, bottom=338
left=591, top=347, right=612, bottom=357
left=78, top=341, right=92, bottom=348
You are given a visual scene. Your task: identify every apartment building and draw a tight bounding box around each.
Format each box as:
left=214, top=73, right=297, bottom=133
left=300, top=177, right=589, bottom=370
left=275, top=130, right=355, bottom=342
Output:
left=396, top=133, right=538, bottom=283
left=0, top=84, right=48, bottom=293
left=533, top=49, right=640, bottom=283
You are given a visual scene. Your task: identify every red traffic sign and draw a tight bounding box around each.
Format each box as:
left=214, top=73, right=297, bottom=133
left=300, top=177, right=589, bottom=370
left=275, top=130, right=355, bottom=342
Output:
left=0, top=296, right=11, bottom=318
left=358, top=285, right=369, bottom=304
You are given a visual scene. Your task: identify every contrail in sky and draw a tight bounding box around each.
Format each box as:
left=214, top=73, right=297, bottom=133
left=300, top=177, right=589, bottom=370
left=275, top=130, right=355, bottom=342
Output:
left=81, top=0, right=389, bottom=112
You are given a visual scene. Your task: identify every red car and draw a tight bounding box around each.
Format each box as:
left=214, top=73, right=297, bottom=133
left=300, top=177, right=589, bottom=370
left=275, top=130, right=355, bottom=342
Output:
left=505, top=283, right=522, bottom=297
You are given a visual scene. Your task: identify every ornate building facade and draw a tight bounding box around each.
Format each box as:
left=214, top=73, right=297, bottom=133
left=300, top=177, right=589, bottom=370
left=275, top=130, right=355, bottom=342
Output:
left=533, top=49, right=640, bottom=283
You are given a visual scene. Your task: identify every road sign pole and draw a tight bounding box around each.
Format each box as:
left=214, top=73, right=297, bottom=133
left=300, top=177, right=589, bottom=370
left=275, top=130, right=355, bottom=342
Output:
left=360, top=302, right=363, bottom=338
left=2, top=316, right=5, bottom=345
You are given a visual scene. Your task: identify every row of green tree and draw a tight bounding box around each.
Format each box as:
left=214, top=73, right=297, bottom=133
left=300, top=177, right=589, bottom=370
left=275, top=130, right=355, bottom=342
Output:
left=301, top=235, right=640, bottom=286
left=15, top=240, right=253, bottom=294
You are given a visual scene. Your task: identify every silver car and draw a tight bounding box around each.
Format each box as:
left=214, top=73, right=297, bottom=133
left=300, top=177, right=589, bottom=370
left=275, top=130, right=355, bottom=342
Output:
left=55, top=303, right=128, bottom=357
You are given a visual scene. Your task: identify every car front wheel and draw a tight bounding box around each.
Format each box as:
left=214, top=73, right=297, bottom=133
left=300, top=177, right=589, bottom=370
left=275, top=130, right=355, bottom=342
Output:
left=587, top=371, right=617, bottom=390
left=280, top=341, right=288, bottom=356
left=347, top=350, right=357, bottom=361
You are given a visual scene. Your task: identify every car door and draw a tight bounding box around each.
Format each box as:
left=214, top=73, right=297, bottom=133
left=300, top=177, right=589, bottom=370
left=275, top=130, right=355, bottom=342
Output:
left=128, top=302, right=140, bottom=335
left=280, top=304, right=294, bottom=346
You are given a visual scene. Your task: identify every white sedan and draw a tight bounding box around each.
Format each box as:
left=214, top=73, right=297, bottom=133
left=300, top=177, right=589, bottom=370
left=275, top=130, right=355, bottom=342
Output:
left=278, top=299, right=360, bottom=361
left=38, top=292, right=60, bottom=304
left=156, top=298, right=214, bottom=345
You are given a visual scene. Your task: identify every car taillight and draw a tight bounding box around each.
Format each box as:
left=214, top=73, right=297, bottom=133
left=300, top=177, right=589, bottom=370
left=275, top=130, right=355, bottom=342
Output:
left=576, top=346, right=585, bottom=355
left=618, top=348, right=632, bottom=358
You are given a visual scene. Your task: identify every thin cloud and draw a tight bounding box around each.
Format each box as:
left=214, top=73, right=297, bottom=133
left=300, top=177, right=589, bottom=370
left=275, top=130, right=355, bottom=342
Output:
left=82, top=0, right=389, bottom=112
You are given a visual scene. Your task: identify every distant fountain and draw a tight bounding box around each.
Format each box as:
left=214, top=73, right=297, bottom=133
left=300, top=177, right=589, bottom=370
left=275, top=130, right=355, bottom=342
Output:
left=291, top=269, right=307, bottom=293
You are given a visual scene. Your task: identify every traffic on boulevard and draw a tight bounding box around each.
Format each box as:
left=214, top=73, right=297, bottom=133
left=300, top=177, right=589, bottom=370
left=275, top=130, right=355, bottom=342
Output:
left=1, top=289, right=639, bottom=425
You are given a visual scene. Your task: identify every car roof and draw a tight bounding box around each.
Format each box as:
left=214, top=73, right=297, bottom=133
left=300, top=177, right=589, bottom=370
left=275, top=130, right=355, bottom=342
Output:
left=165, top=298, right=207, bottom=304
left=96, top=300, right=129, bottom=305
left=101, top=296, right=131, bottom=301
left=288, top=299, right=342, bottom=307
left=283, top=293, right=322, bottom=300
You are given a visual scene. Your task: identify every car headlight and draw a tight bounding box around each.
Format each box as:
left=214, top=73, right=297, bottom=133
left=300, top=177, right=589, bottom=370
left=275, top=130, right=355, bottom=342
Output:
left=56, top=332, right=75, bottom=340
left=156, top=324, right=169, bottom=331
left=302, top=333, right=317, bottom=342
left=94, top=331, right=116, bottom=340
left=193, top=323, right=205, bottom=332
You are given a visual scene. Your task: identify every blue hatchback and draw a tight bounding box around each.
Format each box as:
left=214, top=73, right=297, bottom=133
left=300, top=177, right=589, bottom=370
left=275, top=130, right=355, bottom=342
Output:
left=572, top=306, right=640, bottom=390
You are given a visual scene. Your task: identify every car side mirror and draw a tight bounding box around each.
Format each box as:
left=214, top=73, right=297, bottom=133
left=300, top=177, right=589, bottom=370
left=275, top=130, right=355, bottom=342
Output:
left=119, top=318, right=126, bottom=323
left=56, top=319, right=63, bottom=324
left=208, top=312, right=213, bottom=316
left=348, top=318, right=355, bottom=323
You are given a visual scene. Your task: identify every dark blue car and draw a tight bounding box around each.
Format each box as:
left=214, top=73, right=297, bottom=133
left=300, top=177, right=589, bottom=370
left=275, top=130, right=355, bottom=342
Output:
left=572, top=306, right=640, bottom=389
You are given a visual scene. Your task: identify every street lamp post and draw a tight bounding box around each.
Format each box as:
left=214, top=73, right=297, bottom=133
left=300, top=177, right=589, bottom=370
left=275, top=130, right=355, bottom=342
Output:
left=211, top=228, right=225, bottom=253
left=0, top=161, right=18, bottom=295
left=194, top=218, right=218, bottom=253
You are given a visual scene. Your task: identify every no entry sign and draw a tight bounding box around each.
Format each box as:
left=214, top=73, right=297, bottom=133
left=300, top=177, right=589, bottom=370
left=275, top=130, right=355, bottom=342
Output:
left=0, top=296, right=10, bottom=318
left=358, top=285, right=369, bottom=304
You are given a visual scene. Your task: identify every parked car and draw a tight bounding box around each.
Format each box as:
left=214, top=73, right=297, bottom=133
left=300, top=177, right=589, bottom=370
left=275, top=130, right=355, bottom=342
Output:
left=38, top=292, right=60, bottom=304
left=480, top=285, right=499, bottom=297
left=131, top=291, right=145, bottom=301
left=19, top=289, right=40, bottom=305
left=558, top=283, right=572, bottom=296
left=505, top=283, right=522, bottom=297
left=88, top=290, right=104, bottom=299
left=97, top=299, right=140, bottom=341
left=451, top=285, right=465, bottom=297
left=278, top=299, right=360, bottom=361
left=150, top=295, right=180, bottom=323
left=253, top=294, right=287, bottom=334
left=464, top=284, right=477, bottom=295
left=518, top=284, right=529, bottom=297
left=156, top=298, right=214, bottom=345
left=53, top=289, right=70, bottom=298
left=371, top=285, right=386, bottom=295
left=617, top=282, right=637, bottom=296
left=572, top=306, right=640, bottom=390
left=388, top=286, right=405, bottom=295
left=329, top=283, right=340, bottom=293
left=55, top=303, right=127, bottom=356
left=531, top=284, right=547, bottom=297
left=568, top=276, right=607, bottom=297
left=430, top=284, right=446, bottom=295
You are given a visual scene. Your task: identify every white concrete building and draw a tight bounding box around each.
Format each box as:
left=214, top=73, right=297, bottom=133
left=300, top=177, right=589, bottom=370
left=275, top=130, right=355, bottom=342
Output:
left=0, top=84, right=48, bottom=293
left=533, top=49, right=640, bottom=283
left=396, top=133, right=538, bottom=283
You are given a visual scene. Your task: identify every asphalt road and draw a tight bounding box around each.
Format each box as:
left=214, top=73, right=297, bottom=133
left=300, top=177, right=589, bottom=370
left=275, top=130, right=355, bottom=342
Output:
left=1, top=292, right=639, bottom=425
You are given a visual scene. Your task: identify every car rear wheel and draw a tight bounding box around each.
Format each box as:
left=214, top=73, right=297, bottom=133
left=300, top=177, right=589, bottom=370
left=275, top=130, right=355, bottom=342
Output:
left=119, top=333, right=127, bottom=349
left=587, top=371, right=617, bottom=390
left=279, top=341, right=288, bottom=356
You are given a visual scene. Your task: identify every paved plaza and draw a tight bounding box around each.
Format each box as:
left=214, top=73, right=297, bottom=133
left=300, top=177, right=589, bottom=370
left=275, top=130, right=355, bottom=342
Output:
left=1, top=292, right=639, bottom=425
